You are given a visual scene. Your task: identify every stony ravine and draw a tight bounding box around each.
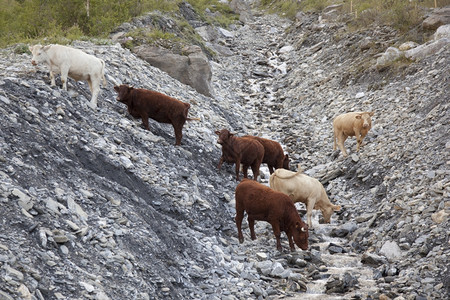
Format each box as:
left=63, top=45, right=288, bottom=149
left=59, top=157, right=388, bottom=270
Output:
left=1, top=2, right=449, bottom=300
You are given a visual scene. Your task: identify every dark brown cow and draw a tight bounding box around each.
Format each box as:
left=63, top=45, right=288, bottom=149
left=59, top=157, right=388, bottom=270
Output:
left=114, top=85, right=198, bottom=145
left=244, top=136, right=290, bottom=174
left=235, top=179, right=309, bottom=251
left=215, top=129, right=264, bottom=181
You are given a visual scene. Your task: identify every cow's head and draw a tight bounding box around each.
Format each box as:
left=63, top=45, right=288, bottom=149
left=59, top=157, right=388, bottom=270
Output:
left=215, top=129, right=232, bottom=145
left=355, top=112, right=374, bottom=129
left=293, top=221, right=309, bottom=250
left=29, top=45, right=50, bottom=66
left=321, top=204, right=341, bottom=224
left=114, top=85, right=133, bottom=105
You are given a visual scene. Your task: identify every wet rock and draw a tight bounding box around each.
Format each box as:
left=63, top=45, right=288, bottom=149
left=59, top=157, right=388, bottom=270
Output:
left=325, top=272, right=359, bottom=294
left=361, top=252, right=387, bottom=267
left=327, top=243, right=346, bottom=254
left=330, top=222, right=357, bottom=237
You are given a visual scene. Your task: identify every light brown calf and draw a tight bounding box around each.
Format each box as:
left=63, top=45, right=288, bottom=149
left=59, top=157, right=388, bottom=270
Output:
left=333, top=111, right=374, bottom=157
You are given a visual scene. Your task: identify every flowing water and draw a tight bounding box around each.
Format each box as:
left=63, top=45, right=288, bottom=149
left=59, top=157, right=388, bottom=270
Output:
left=301, top=221, right=378, bottom=299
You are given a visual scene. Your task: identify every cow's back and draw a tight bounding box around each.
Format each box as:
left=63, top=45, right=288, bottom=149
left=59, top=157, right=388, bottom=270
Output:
left=270, top=170, right=322, bottom=204
left=131, top=89, right=187, bottom=124
left=238, top=137, right=264, bottom=164
left=333, top=112, right=363, bottom=135
left=236, top=179, right=285, bottom=215
left=250, top=136, right=284, bottom=166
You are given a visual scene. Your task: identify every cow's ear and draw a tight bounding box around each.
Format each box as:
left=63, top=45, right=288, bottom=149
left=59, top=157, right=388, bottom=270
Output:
left=355, top=115, right=362, bottom=119
left=113, top=86, right=119, bottom=92
left=368, top=112, right=374, bottom=116
left=43, top=45, right=51, bottom=51
left=215, top=130, right=220, bottom=135
left=28, top=46, right=33, bottom=52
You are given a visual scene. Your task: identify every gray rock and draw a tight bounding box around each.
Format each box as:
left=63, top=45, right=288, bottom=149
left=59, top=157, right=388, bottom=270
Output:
left=134, top=45, right=213, bottom=97
left=422, top=7, right=450, bottom=30
left=380, top=240, right=403, bottom=262
left=361, top=252, right=387, bottom=266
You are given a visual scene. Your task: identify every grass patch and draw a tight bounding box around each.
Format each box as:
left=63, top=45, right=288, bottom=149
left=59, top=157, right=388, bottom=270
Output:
left=347, top=0, right=425, bottom=33
left=0, top=0, right=238, bottom=48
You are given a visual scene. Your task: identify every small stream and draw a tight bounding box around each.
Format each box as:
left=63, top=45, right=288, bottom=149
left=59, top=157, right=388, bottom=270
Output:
left=226, top=11, right=380, bottom=298
left=300, top=220, right=378, bottom=299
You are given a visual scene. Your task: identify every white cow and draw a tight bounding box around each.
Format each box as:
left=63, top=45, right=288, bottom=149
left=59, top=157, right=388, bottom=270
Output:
left=29, top=44, right=106, bottom=109
left=270, top=165, right=341, bottom=228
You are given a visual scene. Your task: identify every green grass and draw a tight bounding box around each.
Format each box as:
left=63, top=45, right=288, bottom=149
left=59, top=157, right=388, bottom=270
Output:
left=259, top=0, right=446, bottom=33
left=0, top=0, right=238, bottom=48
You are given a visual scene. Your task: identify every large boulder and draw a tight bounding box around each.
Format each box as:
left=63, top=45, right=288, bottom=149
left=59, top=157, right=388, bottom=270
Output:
left=134, top=45, right=213, bottom=97
left=422, top=7, right=450, bottom=30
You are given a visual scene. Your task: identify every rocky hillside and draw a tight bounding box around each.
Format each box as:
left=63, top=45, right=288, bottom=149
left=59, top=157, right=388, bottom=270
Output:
left=0, top=1, right=449, bottom=300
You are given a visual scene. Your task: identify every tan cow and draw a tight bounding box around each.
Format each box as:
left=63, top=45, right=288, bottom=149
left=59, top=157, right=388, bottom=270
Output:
left=269, top=166, right=341, bottom=228
left=333, top=111, right=374, bottom=157
left=29, top=44, right=107, bottom=109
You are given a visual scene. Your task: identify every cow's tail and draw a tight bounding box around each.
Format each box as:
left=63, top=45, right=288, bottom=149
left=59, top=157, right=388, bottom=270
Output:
left=272, top=164, right=303, bottom=180
left=100, top=59, right=107, bottom=86
left=183, top=102, right=201, bottom=121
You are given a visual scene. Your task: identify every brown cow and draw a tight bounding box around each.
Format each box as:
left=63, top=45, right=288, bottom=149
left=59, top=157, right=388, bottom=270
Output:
left=114, top=85, right=198, bottom=145
left=244, top=136, right=290, bottom=174
left=270, top=166, right=341, bottom=228
left=333, top=111, right=374, bottom=157
left=235, top=179, right=309, bottom=251
left=215, top=129, right=264, bottom=181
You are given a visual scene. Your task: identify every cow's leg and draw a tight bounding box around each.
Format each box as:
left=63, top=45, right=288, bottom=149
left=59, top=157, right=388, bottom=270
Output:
left=88, top=78, right=100, bottom=109
left=87, top=78, right=93, bottom=92
left=235, top=159, right=241, bottom=181
left=337, top=132, right=348, bottom=157
left=217, top=156, right=224, bottom=169
left=173, top=121, right=185, bottom=146
left=235, top=207, right=244, bottom=243
left=248, top=216, right=256, bottom=240
left=356, top=130, right=367, bottom=152
left=286, top=229, right=296, bottom=252
left=268, top=165, right=274, bottom=174
left=141, top=114, right=150, bottom=130
left=242, top=164, right=249, bottom=179
left=49, top=65, right=56, bottom=86
left=250, top=163, right=259, bottom=181
left=271, top=223, right=282, bottom=251
left=306, top=199, right=315, bottom=228
left=59, top=66, right=69, bottom=91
